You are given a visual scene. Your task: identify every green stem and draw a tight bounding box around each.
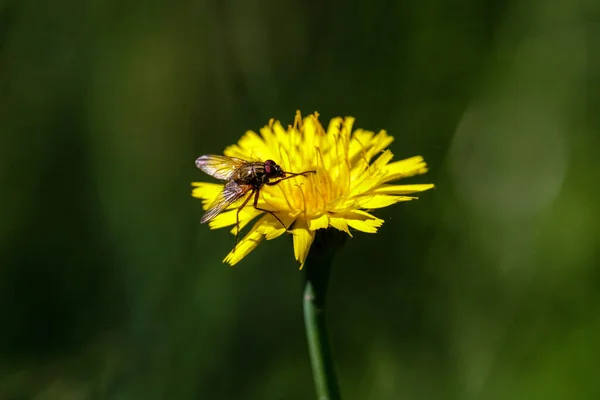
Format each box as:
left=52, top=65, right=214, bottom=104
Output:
left=303, top=229, right=345, bottom=400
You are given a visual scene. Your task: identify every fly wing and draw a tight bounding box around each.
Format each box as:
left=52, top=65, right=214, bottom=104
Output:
left=201, top=181, right=251, bottom=223
left=195, top=155, right=247, bottom=181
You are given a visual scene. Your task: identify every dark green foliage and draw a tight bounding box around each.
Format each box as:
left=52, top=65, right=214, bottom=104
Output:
left=1, top=0, right=599, bottom=398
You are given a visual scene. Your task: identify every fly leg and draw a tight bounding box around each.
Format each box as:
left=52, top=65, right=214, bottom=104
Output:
left=252, top=189, right=289, bottom=232
left=233, top=190, right=255, bottom=252
left=259, top=171, right=315, bottom=231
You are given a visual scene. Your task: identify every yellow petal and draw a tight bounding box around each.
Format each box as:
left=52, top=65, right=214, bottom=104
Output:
left=341, top=210, right=384, bottom=233
left=274, top=139, right=293, bottom=172
left=225, top=130, right=275, bottom=161
left=371, top=149, right=394, bottom=172
left=347, top=150, right=394, bottom=194
left=329, top=216, right=352, bottom=237
left=372, top=184, right=435, bottom=194
left=205, top=206, right=260, bottom=229
left=291, top=219, right=315, bottom=269
left=302, top=115, right=318, bottom=152
left=365, top=131, right=394, bottom=162
left=259, top=125, right=278, bottom=151
left=272, top=120, right=289, bottom=142
left=227, top=209, right=263, bottom=233
left=223, top=215, right=269, bottom=266
left=346, top=220, right=381, bottom=233
left=222, top=144, right=248, bottom=160
left=340, top=117, right=355, bottom=148
left=257, top=213, right=297, bottom=240
left=382, top=156, right=429, bottom=181
left=238, top=130, right=264, bottom=149
left=191, top=182, right=223, bottom=203
left=347, top=131, right=374, bottom=177
left=308, top=214, right=329, bottom=230
left=357, top=195, right=415, bottom=209
left=326, top=116, right=345, bottom=138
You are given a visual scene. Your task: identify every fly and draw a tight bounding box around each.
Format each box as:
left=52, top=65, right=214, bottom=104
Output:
left=195, top=155, right=315, bottom=251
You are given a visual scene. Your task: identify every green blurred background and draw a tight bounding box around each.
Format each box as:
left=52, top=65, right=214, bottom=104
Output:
left=1, top=0, right=599, bottom=399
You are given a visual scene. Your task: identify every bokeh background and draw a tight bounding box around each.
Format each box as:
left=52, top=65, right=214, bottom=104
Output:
left=2, top=0, right=599, bottom=399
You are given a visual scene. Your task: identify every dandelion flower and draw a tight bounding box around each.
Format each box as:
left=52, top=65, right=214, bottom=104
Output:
left=192, top=111, right=434, bottom=268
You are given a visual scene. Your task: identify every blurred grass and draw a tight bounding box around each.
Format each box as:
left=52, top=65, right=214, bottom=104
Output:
left=1, top=0, right=599, bottom=399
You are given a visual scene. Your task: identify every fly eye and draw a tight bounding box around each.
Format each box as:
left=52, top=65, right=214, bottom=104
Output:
left=264, top=160, right=277, bottom=174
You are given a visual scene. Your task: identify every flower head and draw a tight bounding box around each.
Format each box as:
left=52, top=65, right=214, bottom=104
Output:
left=192, top=111, right=434, bottom=268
